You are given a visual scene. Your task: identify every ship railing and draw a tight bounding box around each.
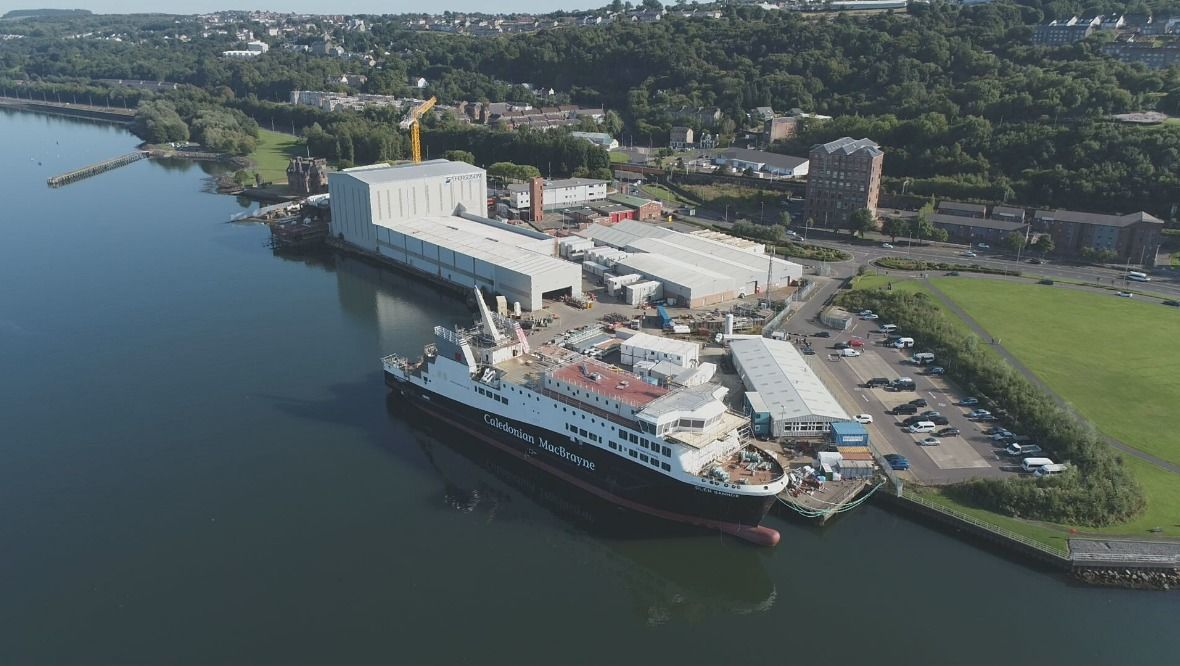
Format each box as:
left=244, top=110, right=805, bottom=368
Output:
left=541, top=388, right=638, bottom=430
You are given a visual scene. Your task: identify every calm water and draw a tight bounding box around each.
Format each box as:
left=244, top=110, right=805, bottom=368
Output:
left=1, top=111, right=1176, bottom=665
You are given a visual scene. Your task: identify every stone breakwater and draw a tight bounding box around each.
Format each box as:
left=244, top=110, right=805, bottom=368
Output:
left=1073, top=568, right=1180, bottom=590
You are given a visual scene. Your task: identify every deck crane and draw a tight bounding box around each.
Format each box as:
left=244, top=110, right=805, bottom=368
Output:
left=399, top=96, right=437, bottom=163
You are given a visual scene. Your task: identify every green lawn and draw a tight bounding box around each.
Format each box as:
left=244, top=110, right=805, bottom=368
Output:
left=640, top=183, right=692, bottom=207
left=931, top=279, right=1180, bottom=467
left=250, top=129, right=301, bottom=184
left=609, top=150, right=629, bottom=164
left=850, top=275, right=978, bottom=337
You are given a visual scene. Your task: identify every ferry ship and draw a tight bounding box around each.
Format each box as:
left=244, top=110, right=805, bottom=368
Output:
left=382, top=288, right=787, bottom=546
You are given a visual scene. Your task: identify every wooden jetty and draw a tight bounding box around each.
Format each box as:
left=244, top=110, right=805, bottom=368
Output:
left=47, top=151, right=148, bottom=188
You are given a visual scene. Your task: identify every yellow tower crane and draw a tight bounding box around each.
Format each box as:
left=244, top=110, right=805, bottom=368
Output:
left=399, top=96, right=437, bottom=163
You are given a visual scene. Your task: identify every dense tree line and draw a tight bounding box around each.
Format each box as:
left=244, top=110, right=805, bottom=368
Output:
left=3, top=6, right=1180, bottom=213
left=836, top=287, right=1144, bottom=526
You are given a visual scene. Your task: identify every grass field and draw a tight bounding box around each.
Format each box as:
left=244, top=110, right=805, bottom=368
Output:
left=850, top=275, right=977, bottom=337
left=250, top=129, right=301, bottom=184
left=640, top=183, right=693, bottom=207
left=608, top=150, right=629, bottom=164
left=857, top=276, right=1180, bottom=540
left=930, top=278, right=1180, bottom=467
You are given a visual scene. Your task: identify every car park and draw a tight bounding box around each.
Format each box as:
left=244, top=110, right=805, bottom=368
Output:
left=957, top=397, right=979, bottom=406
left=854, top=414, right=873, bottom=424
left=937, top=427, right=960, bottom=437
left=918, top=437, right=941, bottom=446
left=909, top=398, right=928, bottom=407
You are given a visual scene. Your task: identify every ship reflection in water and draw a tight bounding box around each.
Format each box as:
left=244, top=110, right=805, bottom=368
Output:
left=387, top=396, right=778, bottom=624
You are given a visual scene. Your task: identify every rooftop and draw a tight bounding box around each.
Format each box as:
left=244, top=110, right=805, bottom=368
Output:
left=551, top=357, right=668, bottom=406
left=811, top=136, right=882, bottom=157
left=335, top=159, right=482, bottom=186
left=379, top=214, right=572, bottom=280
left=729, top=337, right=848, bottom=422
left=714, top=147, right=809, bottom=171
left=929, top=213, right=1028, bottom=232
left=937, top=201, right=987, bottom=214
left=1033, top=209, right=1165, bottom=227
left=608, top=193, right=660, bottom=209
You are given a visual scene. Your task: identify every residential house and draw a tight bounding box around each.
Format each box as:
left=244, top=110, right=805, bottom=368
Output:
left=409, top=76, right=428, bottom=89
left=1033, top=16, right=1102, bottom=46
left=991, top=206, right=1026, bottom=223
left=929, top=213, right=1028, bottom=245
left=669, top=126, right=694, bottom=150
left=1033, top=209, right=1164, bottom=262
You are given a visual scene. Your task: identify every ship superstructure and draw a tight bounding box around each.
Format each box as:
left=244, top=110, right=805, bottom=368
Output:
left=383, top=288, right=786, bottom=545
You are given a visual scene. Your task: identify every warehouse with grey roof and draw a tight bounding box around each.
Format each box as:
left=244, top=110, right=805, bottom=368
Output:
left=729, top=337, right=849, bottom=437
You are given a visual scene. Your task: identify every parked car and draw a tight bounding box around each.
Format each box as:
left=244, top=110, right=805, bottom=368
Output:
left=925, top=366, right=946, bottom=375
left=967, top=409, right=991, bottom=419
left=906, top=422, right=937, bottom=434
left=881, top=242, right=894, bottom=249
left=1117, top=291, right=1134, bottom=298
left=937, top=427, right=961, bottom=437
left=861, top=313, right=879, bottom=320
left=802, top=348, right=816, bottom=355
left=841, top=348, right=862, bottom=357
left=1163, top=300, right=1180, bottom=307
left=984, top=426, right=1007, bottom=435
left=814, top=331, right=831, bottom=338
left=917, top=437, right=941, bottom=446
left=961, top=250, right=977, bottom=257
left=909, top=398, right=928, bottom=407
left=892, top=404, right=919, bottom=416
left=1027, top=258, right=1044, bottom=264
left=884, top=455, right=910, bottom=470
left=991, top=431, right=1016, bottom=442
left=858, top=310, right=873, bottom=317
left=920, top=410, right=941, bottom=418
left=929, top=415, right=951, bottom=426
left=976, top=243, right=990, bottom=249
left=866, top=377, right=892, bottom=388
left=1006, top=443, right=1044, bottom=457
left=854, top=414, right=873, bottom=424
left=974, top=413, right=997, bottom=421
left=957, top=397, right=979, bottom=406
left=835, top=341, right=850, bottom=350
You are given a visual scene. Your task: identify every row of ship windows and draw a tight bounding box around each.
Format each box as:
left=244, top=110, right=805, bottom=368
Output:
left=612, top=442, right=671, bottom=471
left=475, top=385, right=508, bottom=405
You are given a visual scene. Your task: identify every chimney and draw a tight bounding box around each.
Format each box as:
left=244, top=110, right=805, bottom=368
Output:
left=530, top=176, right=544, bottom=223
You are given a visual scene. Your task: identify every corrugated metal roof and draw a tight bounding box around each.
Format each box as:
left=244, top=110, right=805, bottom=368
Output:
left=335, top=159, right=482, bottom=185
left=730, top=337, right=849, bottom=422
left=383, top=215, right=576, bottom=281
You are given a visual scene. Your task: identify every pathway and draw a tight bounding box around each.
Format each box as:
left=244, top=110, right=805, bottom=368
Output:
left=921, top=280, right=1180, bottom=475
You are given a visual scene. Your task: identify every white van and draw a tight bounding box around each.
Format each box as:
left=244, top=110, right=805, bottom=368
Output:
left=881, top=324, right=898, bottom=333
left=1126, top=271, right=1150, bottom=282
left=912, top=352, right=936, bottom=365
left=1034, top=463, right=1068, bottom=477
left=893, top=337, right=915, bottom=349
left=1021, top=457, right=1054, bottom=473
left=906, top=421, right=937, bottom=433
left=841, top=348, right=862, bottom=357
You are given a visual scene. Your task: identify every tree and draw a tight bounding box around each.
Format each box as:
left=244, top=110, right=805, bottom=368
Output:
left=882, top=217, right=910, bottom=242
left=1033, top=234, right=1055, bottom=256
left=777, top=209, right=792, bottom=227
left=1003, top=231, right=1026, bottom=255
left=912, top=203, right=936, bottom=241
left=444, top=150, right=475, bottom=164
left=848, top=208, right=876, bottom=238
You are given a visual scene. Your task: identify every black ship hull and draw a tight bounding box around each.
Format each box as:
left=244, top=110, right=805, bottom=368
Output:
left=386, top=371, right=780, bottom=545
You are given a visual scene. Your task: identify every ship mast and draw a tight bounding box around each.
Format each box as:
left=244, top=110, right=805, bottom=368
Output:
left=473, top=286, right=506, bottom=344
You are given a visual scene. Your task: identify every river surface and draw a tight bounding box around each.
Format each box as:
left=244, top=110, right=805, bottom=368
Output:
left=1, top=110, right=1177, bottom=665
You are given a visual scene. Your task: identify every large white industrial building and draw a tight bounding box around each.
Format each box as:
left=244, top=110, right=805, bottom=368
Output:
left=729, top=337, right=848, bottom=437
left=578, top=220, right=803, bottom=307
left=328, top=160, right=582, bottom=310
